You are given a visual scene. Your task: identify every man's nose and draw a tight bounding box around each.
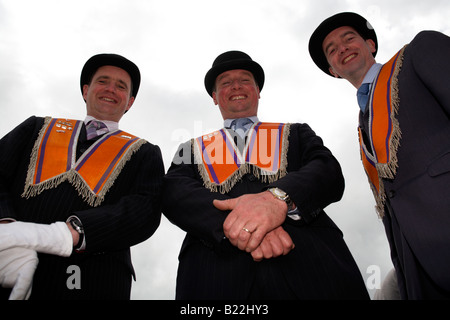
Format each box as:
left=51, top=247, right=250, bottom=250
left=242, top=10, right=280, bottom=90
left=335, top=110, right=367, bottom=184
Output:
left=104, top=83, right=117, bottom=92
left=231, top=79, right=243, bottom=89
left=338, top=43, right=349, bottom=55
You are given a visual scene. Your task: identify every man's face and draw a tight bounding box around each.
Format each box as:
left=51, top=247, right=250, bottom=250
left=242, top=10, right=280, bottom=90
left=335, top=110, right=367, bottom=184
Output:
left=212, top=69, right=260, bottom=119
left=322, top=26, right=377, bottom=86
left=83, top=65, right=134, bottom=122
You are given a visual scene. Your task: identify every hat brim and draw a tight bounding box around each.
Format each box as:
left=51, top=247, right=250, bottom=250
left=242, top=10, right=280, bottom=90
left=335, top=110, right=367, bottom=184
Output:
left=309, top=12, right=378, bottom=77
left=80, top=53, right=141, bottom=98
left=204, top=59, right=265, bottom=97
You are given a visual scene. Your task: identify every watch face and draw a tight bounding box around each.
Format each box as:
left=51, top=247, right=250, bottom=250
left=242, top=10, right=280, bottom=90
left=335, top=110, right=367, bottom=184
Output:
left=273, top=188, right=286, bottom=197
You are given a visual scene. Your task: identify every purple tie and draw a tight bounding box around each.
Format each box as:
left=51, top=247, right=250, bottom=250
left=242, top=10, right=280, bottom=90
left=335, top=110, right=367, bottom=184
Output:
left=86, top=120, right=108, bottom=140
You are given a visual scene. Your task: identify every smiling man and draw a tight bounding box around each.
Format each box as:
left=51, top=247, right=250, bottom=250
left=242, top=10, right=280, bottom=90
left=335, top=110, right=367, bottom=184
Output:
left=309, top=12, right=450, bottom=299
left=212, top=69, right=260, bottom=119
left=0, top=53, right=164, bottom=300
left=162, top=50, right=369, bottom=300
left=322, top=26, right=377, bottom=88
left=83, top=65, right=135, bottom=122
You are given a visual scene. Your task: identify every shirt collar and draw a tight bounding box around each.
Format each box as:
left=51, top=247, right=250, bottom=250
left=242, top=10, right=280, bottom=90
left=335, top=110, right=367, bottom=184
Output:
left=224, top=116, right=259, bottom=129
left=84, top=115, right=119, bottom=132
left=360, top=63, right=383, bottom=86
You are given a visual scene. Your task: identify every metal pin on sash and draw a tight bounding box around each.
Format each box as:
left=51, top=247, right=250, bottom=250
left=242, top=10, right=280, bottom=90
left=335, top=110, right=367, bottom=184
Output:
left=56, top=120, right=74, bottom=133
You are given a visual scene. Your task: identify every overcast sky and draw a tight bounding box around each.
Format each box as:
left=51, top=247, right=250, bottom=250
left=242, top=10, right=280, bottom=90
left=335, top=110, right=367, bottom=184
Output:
left=1, top=0, right=449, bottom=300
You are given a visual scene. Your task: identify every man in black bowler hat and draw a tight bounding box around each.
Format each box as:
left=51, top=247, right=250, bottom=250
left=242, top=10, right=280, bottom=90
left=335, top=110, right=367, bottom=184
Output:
left=162, top=50, right=369, bottom=299
left=309, top=12, right=450, bottom=299
left=0, top=53, right=164, bottom=299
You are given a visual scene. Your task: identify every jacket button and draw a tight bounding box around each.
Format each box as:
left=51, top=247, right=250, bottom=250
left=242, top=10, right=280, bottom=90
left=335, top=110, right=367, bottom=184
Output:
left=388, top=190, right=396, bottom=198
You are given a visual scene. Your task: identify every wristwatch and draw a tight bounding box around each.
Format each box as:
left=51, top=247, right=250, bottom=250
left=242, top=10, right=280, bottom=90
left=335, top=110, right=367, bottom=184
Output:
left=268, top=188, right=295, bottom=211
left=68, top=217, right=84, bottom=250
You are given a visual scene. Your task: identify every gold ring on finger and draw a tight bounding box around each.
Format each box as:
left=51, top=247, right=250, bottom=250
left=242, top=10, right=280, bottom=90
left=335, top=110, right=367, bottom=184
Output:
left=242, top=227, right=251, bottom=234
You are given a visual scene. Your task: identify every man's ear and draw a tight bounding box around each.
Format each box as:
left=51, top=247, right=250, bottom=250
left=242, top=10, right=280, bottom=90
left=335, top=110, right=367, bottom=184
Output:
left=126, top=96, right=135, bottom=112
left=366, top=39, right=377, bottom=55
left=82, top=84, right=89, bottom=101
left=329, top=67, right=340, bottom=78
left=212, top=91, right=219, bottom=105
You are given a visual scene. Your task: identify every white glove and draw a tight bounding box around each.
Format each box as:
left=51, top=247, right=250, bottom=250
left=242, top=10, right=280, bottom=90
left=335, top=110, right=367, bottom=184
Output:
left=0, top=247, right=39, bottom=300
left=0, top=221, right=73, bottom=257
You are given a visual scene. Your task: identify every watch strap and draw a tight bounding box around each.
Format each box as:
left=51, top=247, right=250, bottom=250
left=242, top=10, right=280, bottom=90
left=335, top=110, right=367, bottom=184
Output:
left=68, top=216, right=85, bottom=251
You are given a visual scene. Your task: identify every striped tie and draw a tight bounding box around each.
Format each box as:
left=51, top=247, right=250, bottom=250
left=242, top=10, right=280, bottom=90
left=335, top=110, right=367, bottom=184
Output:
left=86, top=120, right=108, bottom=140
left=231, top=118, right=253, bottom=139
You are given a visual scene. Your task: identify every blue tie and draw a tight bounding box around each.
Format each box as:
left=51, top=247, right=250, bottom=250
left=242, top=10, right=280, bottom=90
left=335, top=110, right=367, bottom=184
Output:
left=357, top=83, right=370, bottom=112
left=231, top=118, right=253, bottom=139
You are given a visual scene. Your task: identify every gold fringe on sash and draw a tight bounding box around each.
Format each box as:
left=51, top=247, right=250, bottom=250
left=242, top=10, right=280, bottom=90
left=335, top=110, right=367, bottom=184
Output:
left=66, top=138, right=146, bottom=207
left=22, top=117, right=71, bottom=198
left=376, top=45, right=406, bottom=181
left=195, top=123, right=290, bottom=194
left=361, top=45, right=407, bottom=218
left=22, top=117, right=146, bottom=207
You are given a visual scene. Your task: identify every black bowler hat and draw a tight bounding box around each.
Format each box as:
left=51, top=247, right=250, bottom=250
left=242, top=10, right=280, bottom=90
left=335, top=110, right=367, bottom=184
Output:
left=80, top=53, right=141, bottom=98
left=309, top=12, right=378, bottom=76
left=204, top=51, right=265, bottom=97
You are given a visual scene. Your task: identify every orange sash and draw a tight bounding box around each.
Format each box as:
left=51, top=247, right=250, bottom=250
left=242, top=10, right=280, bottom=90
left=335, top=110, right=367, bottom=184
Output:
left=23, top=117, right=145, bottom=206
left=358, top=46, right=406, bottom=217
left=194, top=122, right=289, bottom=193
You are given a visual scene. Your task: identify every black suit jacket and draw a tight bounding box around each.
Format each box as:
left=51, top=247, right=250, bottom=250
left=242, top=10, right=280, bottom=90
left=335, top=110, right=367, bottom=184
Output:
left=163, top=122, right=369, bottom=299
left=0, top=116, right=164, bottom=299
left=359, top=31, right=450, bottom=299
